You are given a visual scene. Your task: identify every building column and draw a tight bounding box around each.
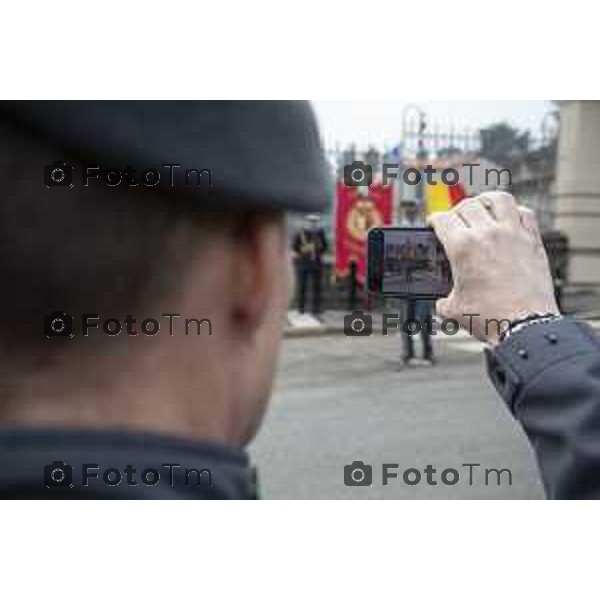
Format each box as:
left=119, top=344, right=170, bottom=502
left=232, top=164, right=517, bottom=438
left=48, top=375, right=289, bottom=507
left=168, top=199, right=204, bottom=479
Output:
left=554, top=101, right=600, bottom=290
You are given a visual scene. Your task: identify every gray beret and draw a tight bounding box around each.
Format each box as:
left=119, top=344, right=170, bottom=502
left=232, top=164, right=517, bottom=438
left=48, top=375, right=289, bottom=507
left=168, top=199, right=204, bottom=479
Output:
left=0, top=100, right=331, bottom=212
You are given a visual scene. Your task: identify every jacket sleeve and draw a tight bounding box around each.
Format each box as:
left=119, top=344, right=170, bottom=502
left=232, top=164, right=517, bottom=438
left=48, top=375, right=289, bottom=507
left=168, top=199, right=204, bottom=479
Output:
left=319, top=229, right=328, bottom=254
left=485, top=318, right=600, bottom=499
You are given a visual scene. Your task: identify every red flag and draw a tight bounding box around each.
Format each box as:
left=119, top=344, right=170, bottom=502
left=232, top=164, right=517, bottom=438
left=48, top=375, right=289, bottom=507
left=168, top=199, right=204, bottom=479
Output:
left=335, top=181, right=392, bottom=284
left=448, top=181, right=467, bottom=206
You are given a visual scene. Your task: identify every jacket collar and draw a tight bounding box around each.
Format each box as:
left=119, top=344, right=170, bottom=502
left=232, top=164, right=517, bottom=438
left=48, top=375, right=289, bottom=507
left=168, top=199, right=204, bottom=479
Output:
left=0, top=428, right=256, bottom=499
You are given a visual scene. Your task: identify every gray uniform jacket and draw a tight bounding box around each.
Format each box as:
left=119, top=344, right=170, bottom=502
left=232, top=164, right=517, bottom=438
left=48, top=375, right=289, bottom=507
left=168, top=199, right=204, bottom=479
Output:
left=486, top=318, right=600, bottom=499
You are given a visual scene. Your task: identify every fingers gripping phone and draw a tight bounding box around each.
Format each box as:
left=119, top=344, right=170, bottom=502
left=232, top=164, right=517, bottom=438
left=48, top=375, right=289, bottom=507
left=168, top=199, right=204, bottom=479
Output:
left=367, top=227, right=453, bottom=299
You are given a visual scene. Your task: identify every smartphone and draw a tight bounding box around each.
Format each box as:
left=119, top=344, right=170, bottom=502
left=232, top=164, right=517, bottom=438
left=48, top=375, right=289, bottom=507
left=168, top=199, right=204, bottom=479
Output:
left=367, top=227, right=453, bottom=298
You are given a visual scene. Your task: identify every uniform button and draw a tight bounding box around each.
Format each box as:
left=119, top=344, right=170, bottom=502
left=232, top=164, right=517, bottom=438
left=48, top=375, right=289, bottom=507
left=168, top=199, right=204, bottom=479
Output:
left=545, top=333, right=558, bottom=344
left=517, top=348, right=529, bottom=359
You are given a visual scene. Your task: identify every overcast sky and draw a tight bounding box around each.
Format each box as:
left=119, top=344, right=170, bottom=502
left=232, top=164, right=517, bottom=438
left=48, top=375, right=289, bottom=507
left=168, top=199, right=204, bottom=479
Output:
left=311, top=100, right=554, bottom=148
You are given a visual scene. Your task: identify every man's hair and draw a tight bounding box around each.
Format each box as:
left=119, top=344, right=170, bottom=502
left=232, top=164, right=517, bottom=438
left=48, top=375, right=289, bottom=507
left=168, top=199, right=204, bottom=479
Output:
left=0, top=116, right=248, bottom=357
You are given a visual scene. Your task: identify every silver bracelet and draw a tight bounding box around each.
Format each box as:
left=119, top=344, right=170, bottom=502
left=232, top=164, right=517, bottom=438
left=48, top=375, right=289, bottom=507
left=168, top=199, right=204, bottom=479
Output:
left=502, top=314, right=563, bottom=342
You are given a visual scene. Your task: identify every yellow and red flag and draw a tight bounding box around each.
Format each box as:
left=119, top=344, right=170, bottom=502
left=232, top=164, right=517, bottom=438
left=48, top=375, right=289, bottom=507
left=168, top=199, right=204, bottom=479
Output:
left=424, top=179, right=467, bottom=214
left=335, top=181, right=393, bottom=284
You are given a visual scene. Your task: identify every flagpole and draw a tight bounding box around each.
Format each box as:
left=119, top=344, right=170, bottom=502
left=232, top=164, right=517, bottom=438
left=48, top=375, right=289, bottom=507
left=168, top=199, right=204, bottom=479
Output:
left=415, top=108, right=427, bottom=218
left=401, top=104, right=427, bottom=220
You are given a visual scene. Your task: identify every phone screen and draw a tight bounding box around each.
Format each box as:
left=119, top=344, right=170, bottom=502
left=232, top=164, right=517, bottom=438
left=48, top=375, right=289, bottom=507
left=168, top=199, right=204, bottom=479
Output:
left=367, top=227, right=452, bottom=298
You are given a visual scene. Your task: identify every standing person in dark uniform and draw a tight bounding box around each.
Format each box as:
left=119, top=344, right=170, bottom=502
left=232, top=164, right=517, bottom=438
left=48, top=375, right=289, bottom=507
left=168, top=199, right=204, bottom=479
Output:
left=292, top=213, right=328, bottom=315
left=541, top=230, right=569, bottom=312
left=399, top=202, right=435, bottom=366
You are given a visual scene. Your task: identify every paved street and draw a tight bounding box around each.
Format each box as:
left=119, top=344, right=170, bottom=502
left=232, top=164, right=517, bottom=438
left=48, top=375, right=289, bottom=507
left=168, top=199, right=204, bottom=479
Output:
left=251, top=329, right=545, bottom=499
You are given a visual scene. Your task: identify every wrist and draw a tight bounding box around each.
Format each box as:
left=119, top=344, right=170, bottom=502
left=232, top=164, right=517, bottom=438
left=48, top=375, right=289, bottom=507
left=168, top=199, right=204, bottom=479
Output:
left=496, top=312, right=563, bottom=345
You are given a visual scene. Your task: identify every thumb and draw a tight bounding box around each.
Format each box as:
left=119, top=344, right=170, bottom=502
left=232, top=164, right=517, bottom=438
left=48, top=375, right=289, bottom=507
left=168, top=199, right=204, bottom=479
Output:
left=436, top=296, right=452, bottom=319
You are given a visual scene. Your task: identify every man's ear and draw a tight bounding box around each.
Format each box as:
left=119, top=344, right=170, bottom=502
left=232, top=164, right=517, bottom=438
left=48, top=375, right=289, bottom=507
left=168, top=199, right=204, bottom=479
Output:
left=230, top=212, right=286, bottom=335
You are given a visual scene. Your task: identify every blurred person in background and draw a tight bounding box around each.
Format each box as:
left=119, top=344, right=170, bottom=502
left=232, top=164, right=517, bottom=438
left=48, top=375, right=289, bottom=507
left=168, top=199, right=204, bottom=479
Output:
left=292, top=213, right=328, bottom=316
left=399, top=201, right=435, bottom=366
